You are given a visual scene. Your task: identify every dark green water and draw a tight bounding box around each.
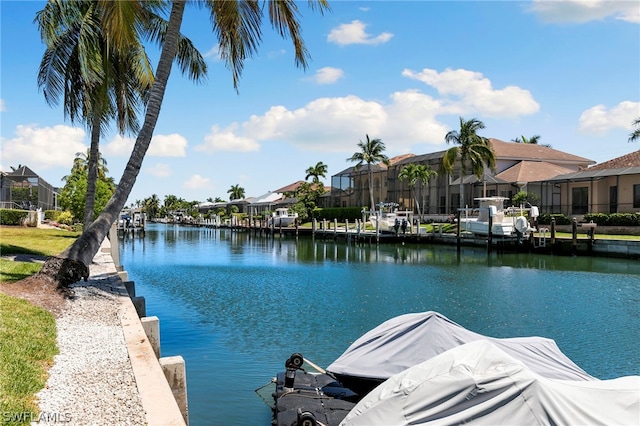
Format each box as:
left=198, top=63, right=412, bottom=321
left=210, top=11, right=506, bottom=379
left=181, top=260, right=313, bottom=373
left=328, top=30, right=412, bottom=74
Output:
left=118, top=224, right=640, bottom=426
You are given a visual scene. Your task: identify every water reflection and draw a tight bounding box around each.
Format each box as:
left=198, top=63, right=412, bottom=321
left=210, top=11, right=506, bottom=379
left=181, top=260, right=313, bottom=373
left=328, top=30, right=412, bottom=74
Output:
left=119, top=224, right=639, bottom=426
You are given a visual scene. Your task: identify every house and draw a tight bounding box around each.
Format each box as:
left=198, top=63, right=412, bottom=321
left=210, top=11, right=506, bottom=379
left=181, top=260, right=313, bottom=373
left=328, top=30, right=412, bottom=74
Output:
left=330, top=154, right=415, bottom=209
left=0, top=165, right=59, bottom=211
left=531, top=150, right=640, bottom=216
left=330, top=139, right=596, bottom=216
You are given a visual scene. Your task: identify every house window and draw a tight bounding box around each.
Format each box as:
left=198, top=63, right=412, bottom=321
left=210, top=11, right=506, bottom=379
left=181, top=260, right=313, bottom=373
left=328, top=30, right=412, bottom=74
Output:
left=634, top=184, right=640, bottom=208
left=572, top=187, right=588, bottom=214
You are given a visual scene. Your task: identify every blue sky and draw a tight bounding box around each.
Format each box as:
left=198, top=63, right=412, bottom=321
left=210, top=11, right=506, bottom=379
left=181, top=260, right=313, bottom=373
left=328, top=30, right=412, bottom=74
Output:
left=1, top=1, right=639, bottom=206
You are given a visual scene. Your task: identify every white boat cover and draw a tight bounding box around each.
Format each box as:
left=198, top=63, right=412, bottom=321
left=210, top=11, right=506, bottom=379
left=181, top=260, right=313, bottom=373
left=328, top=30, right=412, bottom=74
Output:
left=327, top=311, right=595, bottom=382
left=340, top=340, right=640, bottom=426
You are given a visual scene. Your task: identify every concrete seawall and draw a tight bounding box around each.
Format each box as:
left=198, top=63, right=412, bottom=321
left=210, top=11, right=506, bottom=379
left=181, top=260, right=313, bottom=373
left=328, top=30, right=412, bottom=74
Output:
left=105, top=226, right=189, bottom=425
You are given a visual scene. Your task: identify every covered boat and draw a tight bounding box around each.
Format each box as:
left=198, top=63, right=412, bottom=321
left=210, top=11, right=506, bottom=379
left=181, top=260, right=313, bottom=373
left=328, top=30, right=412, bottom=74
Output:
left=340, top=340, right=640, bottom=426
left=326, top=311, right=595, bottom=396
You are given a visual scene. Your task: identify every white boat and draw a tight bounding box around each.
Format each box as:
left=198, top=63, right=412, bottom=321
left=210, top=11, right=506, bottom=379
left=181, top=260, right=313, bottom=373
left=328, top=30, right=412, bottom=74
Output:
left=271, top=207, right=298, bottom=227
left=368, top=203, right=413, bottom=234
left=458, top=197, right=538, bottom=237
left=340, top=340, right=640, bottom=426
left=326, top=311, right=595, bottom=397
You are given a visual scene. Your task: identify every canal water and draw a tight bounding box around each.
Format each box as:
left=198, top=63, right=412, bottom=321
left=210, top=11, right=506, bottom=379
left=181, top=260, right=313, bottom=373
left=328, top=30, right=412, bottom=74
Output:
left=118, top=223, right=639, bottom=426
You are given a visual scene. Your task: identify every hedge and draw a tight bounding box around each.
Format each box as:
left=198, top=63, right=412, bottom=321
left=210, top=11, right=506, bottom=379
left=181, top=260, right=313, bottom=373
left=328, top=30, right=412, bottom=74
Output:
left=583, top=213, right=640, bottom=226
left=0, top=208, right=29, bottom=225
left=537, top=213, right=571, bottom=225
left=312, top=207, right=363, bottom=222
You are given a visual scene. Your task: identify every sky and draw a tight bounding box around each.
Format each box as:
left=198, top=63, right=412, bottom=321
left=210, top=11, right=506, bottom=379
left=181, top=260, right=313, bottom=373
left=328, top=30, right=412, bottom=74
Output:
left=1, top=0, right=639, bottom=206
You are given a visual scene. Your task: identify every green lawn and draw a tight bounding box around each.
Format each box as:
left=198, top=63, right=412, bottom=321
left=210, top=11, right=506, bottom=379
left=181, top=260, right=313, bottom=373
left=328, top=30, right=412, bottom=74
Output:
left=0, top=226, right=81, bottom=257
left=0, top=293, right=58, bottom=426
left=0, top=226, right=73, bottom=425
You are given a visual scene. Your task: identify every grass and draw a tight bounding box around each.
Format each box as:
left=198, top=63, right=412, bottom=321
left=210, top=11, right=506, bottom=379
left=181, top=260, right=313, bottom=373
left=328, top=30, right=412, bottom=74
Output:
left=0, top=226, right=81, bottom=257
left=0, top=226, right=74, bottom=425
left=0, top=260, right=42, bottom=283
left=0, top=293, right=58, bottom=426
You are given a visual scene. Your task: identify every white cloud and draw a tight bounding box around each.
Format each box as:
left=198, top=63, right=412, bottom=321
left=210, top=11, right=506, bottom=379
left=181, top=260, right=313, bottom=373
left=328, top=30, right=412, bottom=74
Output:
left=312, top=67, right=344, bottom=84
left=146, top=162, right=172, bottom=178
left=194, top=68, right=540, bottom=155
left=204, top=45, right=221, bottom=61
left=183, top=174, right=213, bottom=190
left=0, top=99, right=5, bottom=112
left=402, top=68, right=540, bottom=117
left=103, top=133, right=187, bottom=157
left=578, top=101, right=640, bottom=133
left=149, top=134, right=188, bottom=157
left=103, top=134, right=133, bottom=156
left=327, top=20, right=393, bottom=45
left=0, top=124, right=86, bottom=170
left=196, top=124, right=260, bottom=153
left=242, top=97, right=388, bottom=152
left=529, top=0, right=640, bottom=24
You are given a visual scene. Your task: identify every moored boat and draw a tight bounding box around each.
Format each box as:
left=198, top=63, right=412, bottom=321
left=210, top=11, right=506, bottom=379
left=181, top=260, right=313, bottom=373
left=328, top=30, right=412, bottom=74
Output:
left=458, top=197, right=538, bottom=238
left=368, top=203, right=413, bottom=234
left=262, top=311, right=607, bottom=426
left=341, top=340, right=640, bottom=426
left=271, top=207, right=298, bottom=227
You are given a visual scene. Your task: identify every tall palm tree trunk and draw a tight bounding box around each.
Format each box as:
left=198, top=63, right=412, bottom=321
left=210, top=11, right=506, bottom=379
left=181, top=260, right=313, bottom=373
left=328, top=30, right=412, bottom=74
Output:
left=368, top=165, right=374, bottom=210
left=83, top=114, right=101, bottom=229
left=39, top=1, right=186, bottom=286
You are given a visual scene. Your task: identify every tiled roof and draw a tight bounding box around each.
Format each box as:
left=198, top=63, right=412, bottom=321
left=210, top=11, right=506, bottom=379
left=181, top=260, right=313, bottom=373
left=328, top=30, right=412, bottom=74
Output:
left=273, top=181, right=305, bottom=193
left=588, top=150, right=640, bottom=170
left=496, top=161, right=575, bottom=183
left=489, top=139, right=595, bottom=165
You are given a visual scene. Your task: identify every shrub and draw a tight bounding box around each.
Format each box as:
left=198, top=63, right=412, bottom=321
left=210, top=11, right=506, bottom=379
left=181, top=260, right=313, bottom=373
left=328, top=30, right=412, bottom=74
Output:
left=56, top=211, right=74, bottom=226
left=44, top=210, right=63, bottom=221
left=313, top=207, right=363, bottom=222
left=0, top=209, right=29, bottom=225
left=583, top=213, right=640, bottom=226
left=538, top=213, right=571, bottom=225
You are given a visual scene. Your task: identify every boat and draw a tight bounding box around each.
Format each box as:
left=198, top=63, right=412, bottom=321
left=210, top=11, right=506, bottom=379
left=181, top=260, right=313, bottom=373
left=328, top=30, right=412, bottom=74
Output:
left=341, top=340, right=640, bottom=426
left=271, top=207, right=298, bottom=227
left=458, top=197, right=538, bottom=238
left=261, top=311, right=600, bottom=426
left=368, top=203, right=413, bottom=234
left=325, top=311, right=595, bottom=397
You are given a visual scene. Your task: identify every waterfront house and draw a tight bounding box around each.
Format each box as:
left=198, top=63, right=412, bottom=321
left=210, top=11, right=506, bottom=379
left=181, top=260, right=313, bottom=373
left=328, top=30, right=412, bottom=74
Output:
left=530, top=150, right=640, bottom=217
left=0, top=165, right=59, bottom=211
left=330, top=139, right=595, bottom=216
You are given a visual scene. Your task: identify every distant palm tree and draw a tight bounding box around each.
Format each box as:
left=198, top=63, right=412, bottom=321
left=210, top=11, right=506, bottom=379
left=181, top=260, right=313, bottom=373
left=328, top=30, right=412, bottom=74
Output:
left=227, top=184, right=245, bottom=201
left=347, top=134, right=390, bottom=210
left=629, top=117, right=640, bottom=144
left=442, top=117, right=496, bottom=209
left=511, top=134, right=551, bottom=148
left=305, top=161, right=328, bottom=184
left=398, top=163, right=437, bottom=216
left=143, top=194, right=160, bottom=219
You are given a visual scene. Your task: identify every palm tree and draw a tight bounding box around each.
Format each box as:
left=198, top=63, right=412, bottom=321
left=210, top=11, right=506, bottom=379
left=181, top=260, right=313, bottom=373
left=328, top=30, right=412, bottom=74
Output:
left=36, top=1, right=206, bottom=230
left=441, top=117, right=496, bottom=210
left=629, top=117, right=640, bottom=144
left=347, top=134, right=390, bottom=210
left=63, top=149, right=109, bottom=181
left=305, top=161, right=328, bottom=184
left=142, top=194, right=160, bottom=219
left=35, top=0, right=329, bottom=287
left=398, top=163, right=437, bottom=216
left=227, top=184, right=245, bottom=201
left=511, top=134, right=551, bottom=148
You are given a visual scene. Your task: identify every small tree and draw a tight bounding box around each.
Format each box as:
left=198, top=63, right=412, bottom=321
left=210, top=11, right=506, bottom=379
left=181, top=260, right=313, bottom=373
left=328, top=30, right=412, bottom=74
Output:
left=512, top=191, right=539, bottom=207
